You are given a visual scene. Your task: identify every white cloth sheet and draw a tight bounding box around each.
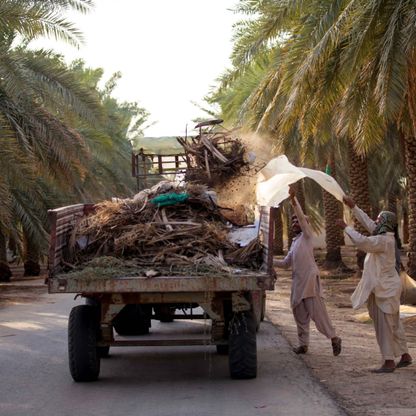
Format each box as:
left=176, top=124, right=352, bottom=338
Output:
left=257, top=155, right=346, bottom=207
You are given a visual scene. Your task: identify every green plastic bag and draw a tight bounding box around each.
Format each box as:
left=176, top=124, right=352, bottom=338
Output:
left=149, top=192, right=189, bottom=207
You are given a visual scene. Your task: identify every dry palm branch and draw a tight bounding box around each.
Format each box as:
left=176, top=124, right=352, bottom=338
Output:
left=177, top=130, right=249, bottom=186
left=65, top=182, right=263, bottom=277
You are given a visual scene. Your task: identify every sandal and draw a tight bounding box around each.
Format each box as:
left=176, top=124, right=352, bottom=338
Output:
left=371, top=366, right=395, bottom=373
left=293, top=345, right=308, bottom=354
left=331, top=337, right=342, bottom=356
left=396, top=360, right=412, bottom=368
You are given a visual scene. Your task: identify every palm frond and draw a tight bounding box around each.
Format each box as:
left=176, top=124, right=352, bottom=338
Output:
left=0, top=0, right=93, bottom=46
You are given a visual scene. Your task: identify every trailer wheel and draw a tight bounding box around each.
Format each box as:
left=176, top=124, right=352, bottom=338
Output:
left=84, top=298, right=110, bottom=357
left=113, top=304, right=151, bottom=336
left=216, top=344, right=229, bottom=355
left=154, top=305, right=175, bottom=323
left=228, top=310, right=257, bottom=379
left=97, top=346, right=110, bottom=358
left=260, top=293, right=266, bottom=322
left=68, top=305, right=100, bottom=382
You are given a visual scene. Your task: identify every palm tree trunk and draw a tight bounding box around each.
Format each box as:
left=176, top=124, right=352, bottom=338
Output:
left=322, top=189, right=344, bottom=268
left=387, top=191, right=397, bottom=213
left=403, top=205, right=409, bottom=244
left=0, top=231, right=12, bottom=282
left=322, top=153, right=347, bottom=269
left=404, top=135, right=416, bottom=278
left=23, top=231, right=40, bottom=276
left=273, top=207, right=284, bottom=255
left=347, top=141, right=372, bottom=271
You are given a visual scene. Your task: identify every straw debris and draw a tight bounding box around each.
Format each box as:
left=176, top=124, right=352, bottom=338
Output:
left=65, top=181, right=263, bottom=277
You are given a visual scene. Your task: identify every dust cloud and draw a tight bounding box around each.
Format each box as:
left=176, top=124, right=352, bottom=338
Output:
left=215, top=131, right=277, bottom=216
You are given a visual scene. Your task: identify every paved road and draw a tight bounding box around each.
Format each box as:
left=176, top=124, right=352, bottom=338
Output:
left=0, top=289, right=345, bottom=416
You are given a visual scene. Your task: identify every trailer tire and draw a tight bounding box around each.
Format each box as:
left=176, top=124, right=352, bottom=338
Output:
left=97, top=346, right=110, bottom=358
left=154, top=305, right=175, bottom=323
left=216, top=344, right=229, bottom=355
left=260, top=293, right=266, bottom=322
left=68, top=305, right=100, bottom=382
left=113, top=304, right=151, bottom=336
left=84, top=298, right=110, bottom=357
left=228, top=311, right=257, bottom=379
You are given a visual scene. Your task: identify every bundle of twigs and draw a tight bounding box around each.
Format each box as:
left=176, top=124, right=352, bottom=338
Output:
left=177, top=131, right=248, bottom=186
left=66, top=182, right=263, bottom=276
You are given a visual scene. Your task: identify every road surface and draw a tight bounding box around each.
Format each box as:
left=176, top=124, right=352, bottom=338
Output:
left=0, top=285, right=345, bottom=416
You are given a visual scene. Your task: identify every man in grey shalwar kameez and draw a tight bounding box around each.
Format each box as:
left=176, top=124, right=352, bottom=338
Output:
left=275, top=187, right=342, bottom=356
left=338, top=196, right=412, bottom=373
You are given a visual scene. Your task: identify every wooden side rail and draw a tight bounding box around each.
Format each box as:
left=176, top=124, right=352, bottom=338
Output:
left=132, top=152, right=189, bottom=177
left=48, top=204, right=95, bottom=277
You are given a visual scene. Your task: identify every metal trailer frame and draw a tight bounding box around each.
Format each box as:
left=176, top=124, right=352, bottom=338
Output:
left=47, top=204, right=277, bottom=380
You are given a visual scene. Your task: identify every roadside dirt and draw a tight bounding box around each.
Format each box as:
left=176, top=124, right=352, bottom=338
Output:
left=267, top=248, right=416, bottom=416
left=0, top=267, right=47, bottom=308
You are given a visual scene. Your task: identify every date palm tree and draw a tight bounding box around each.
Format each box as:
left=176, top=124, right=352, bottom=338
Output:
left=0, top=1, right=94, bottom=281
left=0, top=26, right=105, bottom=277
left=0, top=1, right=148, bottom=280
left=0, top=0, right=93, bottom=46
left=209, top=1, right=347, bottom=264
left=234, top=0, right=416, bottom=276
left=270, top=0, right=416, bottom=276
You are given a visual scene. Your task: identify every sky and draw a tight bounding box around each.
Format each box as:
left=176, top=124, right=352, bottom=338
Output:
left=31, top=0, right=241, bottom=137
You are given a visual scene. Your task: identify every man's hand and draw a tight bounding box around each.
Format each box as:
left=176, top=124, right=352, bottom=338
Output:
left=335, top=219, right=347, bottom=229
left=343, top=195, right=355, bottom=209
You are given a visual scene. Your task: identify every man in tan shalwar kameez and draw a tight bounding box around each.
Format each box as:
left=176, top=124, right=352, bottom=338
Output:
left=275, top=187, right=342, bottom=356
left=338, top=196, right=412, bottom=373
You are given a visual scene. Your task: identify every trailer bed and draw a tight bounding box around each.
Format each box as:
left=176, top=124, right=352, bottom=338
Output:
left=50, top=270, right=274, bottom=294
left=47, top=204, right=276, bottom=293
left=47, top=202, right=277, bottom=381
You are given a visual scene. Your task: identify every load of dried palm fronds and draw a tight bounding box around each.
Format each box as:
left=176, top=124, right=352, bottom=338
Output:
left=65, top=181, right=263, bottom=277
left=177, top=130, right=249, bottom=186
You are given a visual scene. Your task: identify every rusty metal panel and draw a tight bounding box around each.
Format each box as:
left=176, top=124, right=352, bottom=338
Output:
left=49, top=273, right=271, bottom=294
left=98, top=292, right=216, bottom=305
